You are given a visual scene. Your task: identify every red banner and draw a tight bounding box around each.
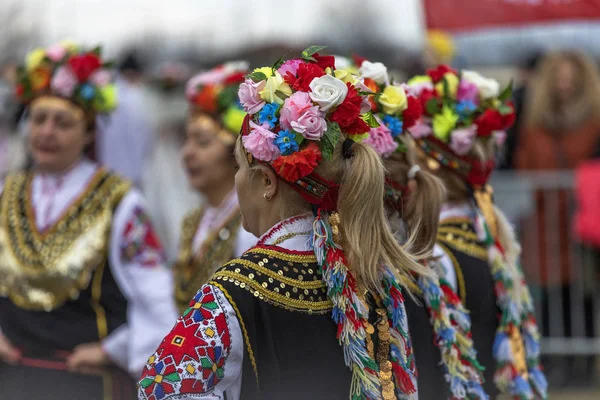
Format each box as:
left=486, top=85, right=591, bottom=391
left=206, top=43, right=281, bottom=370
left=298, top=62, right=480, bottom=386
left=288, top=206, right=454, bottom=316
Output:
left=424, top=0, right=600, bottom=32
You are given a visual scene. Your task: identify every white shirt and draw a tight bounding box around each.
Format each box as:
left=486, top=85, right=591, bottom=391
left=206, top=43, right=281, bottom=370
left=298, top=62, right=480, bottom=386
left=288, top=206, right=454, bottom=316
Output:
left=1, top=159, right=179, bottom=377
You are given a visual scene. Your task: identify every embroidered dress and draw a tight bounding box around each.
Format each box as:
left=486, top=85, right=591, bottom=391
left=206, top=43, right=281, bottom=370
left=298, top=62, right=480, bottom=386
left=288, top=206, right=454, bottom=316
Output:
left=0, top=160, right=178, bottom=399
left=435, top=202, right=547, bottom=399
left=140, top=214, right=426, bottom=400
left=173, top=191, right=257, bottom=312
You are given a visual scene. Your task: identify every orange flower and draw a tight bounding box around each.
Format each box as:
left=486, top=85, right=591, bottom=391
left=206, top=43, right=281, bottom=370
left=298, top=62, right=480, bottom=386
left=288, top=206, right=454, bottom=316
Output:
left=364, top=78, right=379, bottom=112
left=30, top=67, right=51, bottom=91
left=193, top=85, right=218, bottom=113
left=272, top=142, right=322, bottom=182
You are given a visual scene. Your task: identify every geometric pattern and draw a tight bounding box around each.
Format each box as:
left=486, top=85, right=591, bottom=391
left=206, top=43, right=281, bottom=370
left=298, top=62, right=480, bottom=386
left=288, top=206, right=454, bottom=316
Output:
left=138, top=284, right=232, bottom=399
left=120, top=206, right=166, bottom=268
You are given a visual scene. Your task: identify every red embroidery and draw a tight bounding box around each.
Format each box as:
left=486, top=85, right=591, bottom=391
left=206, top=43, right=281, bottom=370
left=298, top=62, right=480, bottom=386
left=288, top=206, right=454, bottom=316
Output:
left=121, top=206, right=165, bottom=267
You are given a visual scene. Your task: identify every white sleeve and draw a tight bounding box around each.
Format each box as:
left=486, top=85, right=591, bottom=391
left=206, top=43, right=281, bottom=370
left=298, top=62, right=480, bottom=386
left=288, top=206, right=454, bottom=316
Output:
left=234, top=225, right=257, bottom=258
left=102, top=188, right=179, bottom=377
left=433, top=243, right=458, bottom=292
left=138, top=284, right=244, bottom=400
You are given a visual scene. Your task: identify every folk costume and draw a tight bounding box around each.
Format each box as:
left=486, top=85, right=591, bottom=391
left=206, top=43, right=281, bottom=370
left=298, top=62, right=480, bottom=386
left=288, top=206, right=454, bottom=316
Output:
left=0, top=43, right=178, bottom=399
left=139, top=48, right=429, bottom=400
left=357, top=57, right=487, bottom=399
left=173, top=63, right=257, bottom=312
left=406, top=65, right=548, bottom=399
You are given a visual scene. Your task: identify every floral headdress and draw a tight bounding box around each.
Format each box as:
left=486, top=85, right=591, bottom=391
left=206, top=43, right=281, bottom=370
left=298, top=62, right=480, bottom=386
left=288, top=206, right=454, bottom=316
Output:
left=238, top=46, right=379, bottom=209
left=404, top=65, right=514, bottom=187
left=16, top=41, right=117, bottom=114
left=185, top=61, right=249, bottom=140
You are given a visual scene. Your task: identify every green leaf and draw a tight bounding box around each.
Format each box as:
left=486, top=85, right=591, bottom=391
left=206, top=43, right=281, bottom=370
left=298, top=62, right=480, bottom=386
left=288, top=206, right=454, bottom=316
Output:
left=357, top=90, right=380, bottom=97
left=247, top=71, right=267, bottom=83
left=165, top=372, right=181, bottom=383
left=396, top=141, right=407, bottom=153
left=362, top=111, right=380, bottom=128
left=426, top=98, right=441, bottom=115
left=321, top=122, right=341, bottom=161
left=442, top=77, right=450, bottom=98
left=294, top=132, right=305, bottom=146
left=498, top=104, right=513, bottom=116
left=271, top=54, right=288, bottom=72
left=139, top=377, right=155, bottom=388
left=102, top=61, right=115, bottom=69
left=301, top=45, right=327, bottom=59
left=91, top=46, right=102, bottom=56
left=497, top=81, right=513, bottom=103
left=275, top=90, right=290, bottom=101
left=217, top=84, right=239, bottom=111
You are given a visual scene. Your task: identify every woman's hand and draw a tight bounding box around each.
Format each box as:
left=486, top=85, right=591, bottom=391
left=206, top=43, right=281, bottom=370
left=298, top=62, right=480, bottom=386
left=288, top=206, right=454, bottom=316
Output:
left=66, top=342, right=111, bottom=375
left=0, top=333, right=21, bottom=364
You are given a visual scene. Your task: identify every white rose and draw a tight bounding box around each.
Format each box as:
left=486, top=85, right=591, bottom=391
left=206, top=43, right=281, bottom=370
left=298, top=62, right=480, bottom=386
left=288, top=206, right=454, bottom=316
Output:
left=359, top=61, right=389, bottom=85
left=309, top=75, right=348, bottom=112
left=334, top=55, right=353, bottom=70
left=461, top=70, right=500, bottom=99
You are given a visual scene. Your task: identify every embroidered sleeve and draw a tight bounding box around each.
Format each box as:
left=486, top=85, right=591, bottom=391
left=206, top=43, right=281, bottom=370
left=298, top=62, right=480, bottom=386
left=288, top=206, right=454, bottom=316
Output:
left=120, top=204, right=166, bottom=267
left=138, top=284, right=244, bottom=400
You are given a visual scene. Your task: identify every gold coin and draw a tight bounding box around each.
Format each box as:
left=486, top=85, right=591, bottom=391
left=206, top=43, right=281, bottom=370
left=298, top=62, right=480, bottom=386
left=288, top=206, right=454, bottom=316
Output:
left=378, top=331, right=391, bottom=341
left=382, top=387, right=396, bottom=399
left=383, top=381, right=395, bottom=390
left=376, top=308, right=387, bottom=316
left=380, top=360, right=392, bottom=372
left=367, top=341, right=374, bottom=354
left=379, top=370, right=393, bottom=380
left=365, top=324, right=375, bottom=334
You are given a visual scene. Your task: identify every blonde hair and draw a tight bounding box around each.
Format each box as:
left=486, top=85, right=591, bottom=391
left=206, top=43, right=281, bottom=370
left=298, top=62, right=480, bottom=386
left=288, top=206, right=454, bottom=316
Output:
left=524, top=50, right=600, bottom=130
left=236, top=135, right=432, bottom=293
left=385, top=136, right=445, bottom=258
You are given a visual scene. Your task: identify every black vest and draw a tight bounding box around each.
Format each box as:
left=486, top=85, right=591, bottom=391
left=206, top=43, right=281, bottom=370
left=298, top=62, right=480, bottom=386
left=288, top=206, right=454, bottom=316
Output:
left=0, top=169, right=130, bottom=354
left=437, top=218, right=500, bottom=398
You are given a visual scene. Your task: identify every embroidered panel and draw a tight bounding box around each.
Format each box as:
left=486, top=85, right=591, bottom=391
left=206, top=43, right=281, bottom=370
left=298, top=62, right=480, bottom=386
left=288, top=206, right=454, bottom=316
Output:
left=211, top=246, right=332, bottom=314
left=0, top=169, right=130, bottom=311
left=120, top=206, right=166, bottom=268
left=436, top=218, right=488, bottom=261
left=138, top=284, right=232, bottom=400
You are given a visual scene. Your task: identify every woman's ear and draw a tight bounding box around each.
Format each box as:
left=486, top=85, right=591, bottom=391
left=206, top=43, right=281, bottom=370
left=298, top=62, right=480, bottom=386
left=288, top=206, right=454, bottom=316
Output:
left=261, top=168, right=279, bottom=200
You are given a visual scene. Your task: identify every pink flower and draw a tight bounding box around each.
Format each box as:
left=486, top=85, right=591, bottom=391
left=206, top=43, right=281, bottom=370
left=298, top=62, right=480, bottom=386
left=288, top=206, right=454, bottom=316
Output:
left=408, top=118, right=433, bottom=139
left=280, top=92, right=327, bottom=140
left=354, top=78, right=374, bottom=114
left=46, top=43, right=67, bottom=62
left=493, top=130, right=507, bottom=147
left=449, top=125, right=477, bottom=156
left=242, top=121, right=281, bottom=162
left=277, top=59, right=303, bottom=78
left=90, top=69, right=112, bottom=87
left=238, top=78, right=266, bottom=114
left=50, top=66, right=78, bottom=97
left=365, top=122, right=398, bottom=157
left=456, top=80, right=479, bottom=105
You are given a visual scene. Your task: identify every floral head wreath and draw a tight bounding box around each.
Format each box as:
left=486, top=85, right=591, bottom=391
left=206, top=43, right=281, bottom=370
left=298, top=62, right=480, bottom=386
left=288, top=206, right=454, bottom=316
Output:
left=238, top=46, right=378, bottom=211
left=16, top=41, right=117, bottom=114
left=185, top=61, right=249, bottom=141
left=405, top=65, right=515, bottom=187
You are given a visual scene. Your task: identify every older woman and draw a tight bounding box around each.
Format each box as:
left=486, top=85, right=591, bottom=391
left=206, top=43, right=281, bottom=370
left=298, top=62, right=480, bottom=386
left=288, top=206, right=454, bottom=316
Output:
left=0, top=42, right=177, bottom=399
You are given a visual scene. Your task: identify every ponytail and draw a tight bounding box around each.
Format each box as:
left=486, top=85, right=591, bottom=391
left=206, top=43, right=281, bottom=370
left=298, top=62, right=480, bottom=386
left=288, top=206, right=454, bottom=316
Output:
left=337, top=140, right=432, bottom=292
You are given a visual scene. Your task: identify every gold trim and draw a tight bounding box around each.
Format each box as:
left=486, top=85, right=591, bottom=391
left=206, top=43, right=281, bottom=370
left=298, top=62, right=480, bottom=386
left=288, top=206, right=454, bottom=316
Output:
left=439, top=217, right=473, bottom=226
left=436, top=242, right=467, bottom=305
left=91, top=259, right=108, bottom=339
left=437, top=226, right=478, bottom=241
left=436, top=236, right=488, bottom=261
left=245, top=247, right=316, bottom=263
left=212, top=273, right=332, bottom=313
left=210, top=281, right=259, bottom=386
left=223, top=259, right=324, bottom=289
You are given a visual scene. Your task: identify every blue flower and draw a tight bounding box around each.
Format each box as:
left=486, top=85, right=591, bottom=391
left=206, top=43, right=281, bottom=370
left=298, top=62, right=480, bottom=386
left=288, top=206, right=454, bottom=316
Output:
left=79, top=83, right=96, bottom=100
left=275, top=130, right=298, bottom=156
left=258, top=103, right=279, bottom=129
left=382, top=115, right=403, bottom=138
left=455, top=100, right=476, bottom=119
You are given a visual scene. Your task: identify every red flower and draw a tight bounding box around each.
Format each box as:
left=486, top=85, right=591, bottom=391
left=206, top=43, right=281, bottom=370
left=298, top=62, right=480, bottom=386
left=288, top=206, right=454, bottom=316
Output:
left=15, top=84, right=24, bottom=98
left=475, top=109, right=504, bottom=137
left=284, top=62, right=325, bottom=92
left=501, top=102, right=516, bottom=129
left=193, top=85, right=218, bottom=113
left=68, top=53, right=102, bottom=82
left=420, top=88, right=439, bottom=116
left=272, top=142, right=322, bottom=182
left=313, top=53, right=335, bottom=71
left=224, top=72, right=246, bottom=85
left=345, top=118, right=370, bottom=135
left=427, top=65, right=457, bottom=83
left=352, top=53, right=367, bottom=67
left=331, top=83, right=362, bottom=128
left=402, top=96, right=422, bottom=129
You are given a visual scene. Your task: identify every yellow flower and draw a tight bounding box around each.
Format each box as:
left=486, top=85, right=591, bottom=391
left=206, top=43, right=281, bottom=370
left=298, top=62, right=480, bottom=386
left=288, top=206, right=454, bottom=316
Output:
left=435, top=72, right=459, bottom=98
left=407, top=75, right=432, bottom=86
left=29, top=67, right=51, bottom=91
left=379, top=85, right=407, bottom=114
left=27, top=48, right=46, bottom=71
left=94, top=84, right=118, bottom=112
left=333, top=69, right=355, bottom=84
left=60, top=39, right=80, bottom=54
left=259, top=72, right=291, bottom=105
left=222, top=107, right=246, bottom=134
left=432, top=106, right=459, bottom=142
left=253, top=66, right=273, bottom=78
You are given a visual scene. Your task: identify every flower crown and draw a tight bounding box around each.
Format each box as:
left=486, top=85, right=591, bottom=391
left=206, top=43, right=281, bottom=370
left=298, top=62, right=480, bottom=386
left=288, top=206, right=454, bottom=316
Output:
left=16, top=41, right=117, bottom=113
left=407, top=65, right=515, bottom=185
left=348, top=58, right=423, bottom=157
left=239, top=46, right=377, bottom=186
left=185, top=61, right=249, bottom=135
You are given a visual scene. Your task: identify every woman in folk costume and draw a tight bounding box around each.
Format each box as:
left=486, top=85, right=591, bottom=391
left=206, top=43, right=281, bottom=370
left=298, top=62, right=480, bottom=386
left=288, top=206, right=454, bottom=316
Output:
left=404, top=65, right=548, bottom=399
left=139, top=46, right=442, bottom=400
left=173, top=62, right=257, bottom=313
left=0, top=42, right=178, bottom=399
left=354, top=57, right=487, bottom=399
